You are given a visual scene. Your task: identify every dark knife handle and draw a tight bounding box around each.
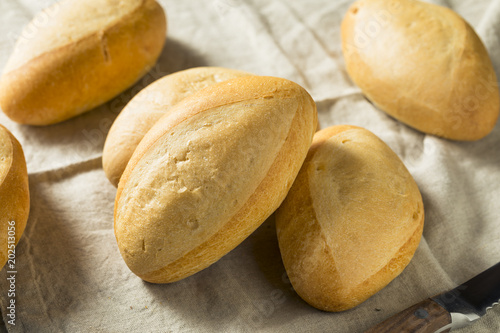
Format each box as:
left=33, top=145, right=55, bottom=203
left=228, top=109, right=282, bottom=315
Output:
left=364, top=298, right=452, bottom=333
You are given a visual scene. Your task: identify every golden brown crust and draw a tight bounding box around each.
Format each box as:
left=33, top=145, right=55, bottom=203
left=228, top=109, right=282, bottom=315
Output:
left=103, top=67, right=251, bottom=187
left=116, top=76, right=313, bottom=206
left=341, top=0, right=499, bottom=140
left=276, top=125, right=424, bottom=311
left=114, top=76, right=318, bottom=283
left=0, top=0, right=166, bottom=125
left=0, top=125, right=30, bottom=269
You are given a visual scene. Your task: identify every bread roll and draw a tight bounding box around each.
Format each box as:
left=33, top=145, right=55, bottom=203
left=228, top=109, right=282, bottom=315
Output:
left=341, top=0, right=499, bottom=140
left=103, top=67, right=251, bottom=187
left=275, top=125, right=424, bottom=312
left=114, top=76, right=318, bottom=283
left=0, top=0, right=166, bottom=126
left=0, top=125, right=30, bottom=270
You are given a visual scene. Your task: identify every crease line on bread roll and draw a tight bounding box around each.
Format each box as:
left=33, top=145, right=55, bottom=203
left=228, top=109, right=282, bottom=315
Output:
left=115, top=81, right=301, bottom=207
left=103, top=67, right=252, bottom=187
left=3, top=0, right=154, bottom=73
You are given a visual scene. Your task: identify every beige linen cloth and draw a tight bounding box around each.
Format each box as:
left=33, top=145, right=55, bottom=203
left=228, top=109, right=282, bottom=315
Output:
left=0, top=0, right=500, bottom=332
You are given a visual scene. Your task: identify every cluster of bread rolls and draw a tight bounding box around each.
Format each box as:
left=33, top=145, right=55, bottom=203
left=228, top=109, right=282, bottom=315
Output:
left=0, top=0, right=166, bottom=270
left=103, top=66, right=424, bottom=313
left=111, top=75, right=318, bottom=283
left=2, top=0, right=498, bottom=316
